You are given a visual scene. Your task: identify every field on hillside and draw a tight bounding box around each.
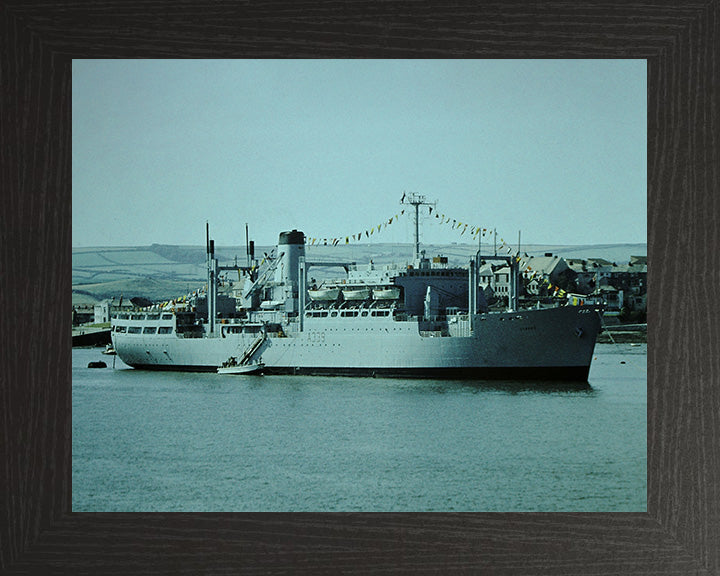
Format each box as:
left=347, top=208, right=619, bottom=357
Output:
left=73, top=242, right=647, bottom=304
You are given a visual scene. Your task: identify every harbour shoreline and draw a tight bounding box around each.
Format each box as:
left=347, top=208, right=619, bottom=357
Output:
left=597, top=323, right=647, bottom=344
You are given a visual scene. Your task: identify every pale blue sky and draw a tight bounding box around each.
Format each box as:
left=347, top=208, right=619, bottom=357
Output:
left=72, top=59, right=646, bottom=248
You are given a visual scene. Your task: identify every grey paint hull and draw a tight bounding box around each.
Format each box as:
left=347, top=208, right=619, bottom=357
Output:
left=112, top=306, right=601, bottom=381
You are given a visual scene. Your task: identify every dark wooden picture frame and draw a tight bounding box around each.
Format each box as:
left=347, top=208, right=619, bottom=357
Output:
left=2, top=2, right=718, bottom=574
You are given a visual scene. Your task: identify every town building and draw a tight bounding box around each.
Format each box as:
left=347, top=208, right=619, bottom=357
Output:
left=519, top=254, right=571, bottom=295
left=93, top=299, right=134, bottom=324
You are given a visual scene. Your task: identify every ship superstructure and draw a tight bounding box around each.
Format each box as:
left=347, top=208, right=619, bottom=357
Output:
left=111, top=207, right=602, bottom=380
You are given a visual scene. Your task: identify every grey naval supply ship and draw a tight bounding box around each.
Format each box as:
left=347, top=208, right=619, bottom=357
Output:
left=111, top=209, right=602, bottom=381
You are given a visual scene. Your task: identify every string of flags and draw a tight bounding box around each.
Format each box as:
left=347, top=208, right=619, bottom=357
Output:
left=145, top=289, right=203, bottom=311
left=427, top=205, right=493, bottom=240
left=494, top=237, right=568, bottom=300
left=307, top=203, right=570, bottom=300
left=307, top=205, right=498, bottom=247
left=307, top=210, right=406, bottom=246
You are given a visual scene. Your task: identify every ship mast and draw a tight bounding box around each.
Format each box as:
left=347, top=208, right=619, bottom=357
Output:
left=206, top=222, right=216, bottom=334
left=400, top=192, right=435, bottom=262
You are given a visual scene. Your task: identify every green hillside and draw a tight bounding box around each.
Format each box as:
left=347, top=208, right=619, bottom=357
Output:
left=72, top=242, right=647, bottom=304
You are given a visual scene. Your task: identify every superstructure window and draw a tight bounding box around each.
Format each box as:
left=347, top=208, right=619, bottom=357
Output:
left=306, top=310, right=329, bottom=318
left=158, top=327, right=173, bottom=334
left=143, top=327, right=157, bottom=334
left=161, top=313, right=173, bottom=320
left=127, top=327, right=142, bottom=334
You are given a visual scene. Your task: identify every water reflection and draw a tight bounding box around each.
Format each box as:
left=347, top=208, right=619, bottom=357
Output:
left=384, top=378, right=594, bottom=396
left=80, top=358, right=595, bottom=397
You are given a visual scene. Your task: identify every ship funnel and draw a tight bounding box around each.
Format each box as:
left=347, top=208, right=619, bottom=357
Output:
left=273, top=230, right=305, bottom=312
left=278, top=230, right=305, bottom=246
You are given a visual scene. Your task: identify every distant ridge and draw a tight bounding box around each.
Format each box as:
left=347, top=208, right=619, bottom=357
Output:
left=73, top=242, right=646, bottom=263
left=72, top=242, right=646, bottom=303
left=147, top=243, right=207, bottom=264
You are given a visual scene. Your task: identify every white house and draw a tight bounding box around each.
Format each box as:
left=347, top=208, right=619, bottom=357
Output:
left=520, top=254, right=570, bottom=295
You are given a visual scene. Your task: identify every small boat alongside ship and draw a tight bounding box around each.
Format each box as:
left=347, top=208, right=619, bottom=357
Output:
left=111, top=199, right=602, bottom=381
left=101, top=343, right=117, bottom=355
left=217, top=357, right=264, bottom=375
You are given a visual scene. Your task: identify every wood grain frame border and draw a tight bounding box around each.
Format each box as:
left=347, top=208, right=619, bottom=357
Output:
left=1, top=2, right=718, bottom=574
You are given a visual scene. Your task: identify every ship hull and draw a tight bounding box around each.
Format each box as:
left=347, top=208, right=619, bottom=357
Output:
left=112, top=306, right=601, bottom=382
left=125, top=363, right=591, bottom=381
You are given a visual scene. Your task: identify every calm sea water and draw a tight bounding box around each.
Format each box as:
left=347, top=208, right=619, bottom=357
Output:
left=72, top=344, right=646, bottom=512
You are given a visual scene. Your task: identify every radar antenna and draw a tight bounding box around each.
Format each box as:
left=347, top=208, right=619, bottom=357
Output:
left=400, top=192, right=436, bottom=261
